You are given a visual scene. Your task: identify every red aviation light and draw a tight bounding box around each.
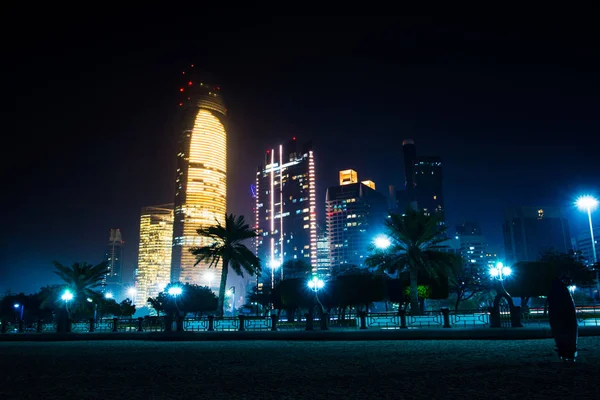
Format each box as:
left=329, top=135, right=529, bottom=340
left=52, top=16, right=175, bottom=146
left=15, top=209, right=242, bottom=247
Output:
left=292, top=136, right=296, bottom=140
left=266, top=150, right=270, bottom=153
left=191, top=64, right=194, bottom=67
left=179, top=103, right=183, bottom=106
left=188, top=81, right=193, bottom=86
left=179, top=88, right=184, bottom=92
left=182, top=71, right=185, bottom=75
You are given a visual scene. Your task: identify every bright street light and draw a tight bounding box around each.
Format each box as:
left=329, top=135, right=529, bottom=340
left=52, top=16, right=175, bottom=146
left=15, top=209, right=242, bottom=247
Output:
left=575, top=195, right=599, bottom=295
left=308, top=276, right=326, bottom=315
left=127, top=287, right=137, bottom=297
left=204, top=271, right=215, bottom=288
left=168, top=286, right=183, bottom=297
left=269, top=259, right=282, bottom=289
left=374, top=235, right=391, bottom=249
left=105, top=292, right=114, bottom=299
left=307, top=276, right=325, bottom=291
left=226, top=286, right=236, bottom=315
left=490, top=262, right=512, bottom=281
left=61, top=290, right=73, bottom=301
left=576, top=195, right=599, bottom=212
left=13, top=303, right=24, bottom=320
left=568, top=285, right=577, bottom=293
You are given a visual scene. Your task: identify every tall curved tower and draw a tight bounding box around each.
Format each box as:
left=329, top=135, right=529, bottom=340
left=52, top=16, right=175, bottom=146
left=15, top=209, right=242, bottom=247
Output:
left=171, top=65, right=227, bottom=290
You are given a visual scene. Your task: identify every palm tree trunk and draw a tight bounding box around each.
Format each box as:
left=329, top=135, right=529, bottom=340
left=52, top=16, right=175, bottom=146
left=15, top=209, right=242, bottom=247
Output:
left=409, top=269, right=420, bottom=315
left=217, top=259, right=229, bottom=317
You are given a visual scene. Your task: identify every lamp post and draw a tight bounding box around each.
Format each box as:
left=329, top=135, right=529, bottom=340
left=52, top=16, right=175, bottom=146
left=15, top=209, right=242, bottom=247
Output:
left=13, top=303, right=24, bottom=321
left=204, top=271, right=215, bottom=291
left=60, top=290, right=74, bottom=332
left=127, top=287, right=137, bottom=304
left=226, top=286, right=236, bottom=315
left=489, top=261, right=512, bottom=283
left=307, top=276, right=325, bottom=312
left=105, top=292, right=114, bottom=300
left=87, top=297, right=97, bottom=320
left=575, top=195, right=599, bottom=298
left=308, top=276, right=326, bottom=330
left=489, top=262, right=520, bottom=327
left=61, top=290, right=73, bottom=315
left=489, top=261, right=513, bottom=301
left=168, top=286, right=183, bottom=312
left=269, top=259, right=281, bottom=289
left=167, top=286, right=183, bottom=331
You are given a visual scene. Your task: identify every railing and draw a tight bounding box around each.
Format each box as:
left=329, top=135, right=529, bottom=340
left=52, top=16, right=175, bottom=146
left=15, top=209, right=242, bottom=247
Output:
left=520, top=304, right=600, bottom=327
left=2, top=305, right=599, bottom=334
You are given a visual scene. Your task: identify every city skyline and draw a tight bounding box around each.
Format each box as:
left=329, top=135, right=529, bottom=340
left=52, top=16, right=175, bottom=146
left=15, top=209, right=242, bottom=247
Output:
left=4, top=16, right=600, bottom=294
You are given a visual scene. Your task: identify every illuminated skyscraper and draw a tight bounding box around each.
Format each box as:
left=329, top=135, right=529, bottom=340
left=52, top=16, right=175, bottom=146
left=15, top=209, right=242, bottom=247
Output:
left=136, top=204, right=174, bottom=308
left=316, top=224, right=330, bottom=276
left=104, top=229, right=124, bottom=291
left=326, top=170, right=388, bottom=269
left=171, top=65, right=227, bottom=290
left=255, top=139, right=318, bottom=282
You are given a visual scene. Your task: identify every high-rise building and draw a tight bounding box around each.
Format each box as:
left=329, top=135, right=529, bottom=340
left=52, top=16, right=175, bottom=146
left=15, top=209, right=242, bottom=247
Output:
left=255, top=139, right=317, bottom=281
left=104, top=229, right=124, bottom=288
left=316, top=223, right=330, bottom=277
left=326, top=170, right=388, bottom=269
left=413, top=156, right=444, bottom=222
left=503, top=206, right=571, bottom=264
left=573, top=225, right=599, bottom=266
left=136, top=204, right=174, bottom=308
left=396, top=139, right=445, bottom=223
left=171, top=65, right=227, bottom=291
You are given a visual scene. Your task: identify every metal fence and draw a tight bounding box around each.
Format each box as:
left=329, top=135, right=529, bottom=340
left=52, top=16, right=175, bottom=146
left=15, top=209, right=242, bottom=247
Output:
left=2, top=305, right=599, bottom=334
left=520, top=304, right=600, bottom=327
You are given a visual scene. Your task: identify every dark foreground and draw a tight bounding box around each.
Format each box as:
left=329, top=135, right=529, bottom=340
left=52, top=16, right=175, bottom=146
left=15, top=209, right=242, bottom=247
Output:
left=1, top=338, right=599, bottom=399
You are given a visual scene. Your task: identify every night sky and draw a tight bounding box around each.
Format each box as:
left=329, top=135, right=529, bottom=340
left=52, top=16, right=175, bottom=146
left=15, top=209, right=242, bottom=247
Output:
left=3, top=15, right=599, bottom=294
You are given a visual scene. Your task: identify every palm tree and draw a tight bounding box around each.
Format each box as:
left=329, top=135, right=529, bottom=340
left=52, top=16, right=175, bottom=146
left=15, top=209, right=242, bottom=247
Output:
left=52, top=261, right=109, bottom=316
left=190, top=214, right=262, bottom=316
left=53, top=261, right=109, bottom=299
left=365, top=209, right=459, bottom=314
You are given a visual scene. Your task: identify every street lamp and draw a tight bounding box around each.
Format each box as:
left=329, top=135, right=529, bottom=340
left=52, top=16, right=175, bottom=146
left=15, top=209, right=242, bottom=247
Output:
left=105, top=292, right=114, bottom=299
left=374, top=235, right=391, bottom=250
left=13, top=303, right=24, bottom=321
left=61, top=290, right=73, bottom=301
left=61, top=290, right=73, bottom=315
left=226, top=286, right=236, bottom=315
left=489, top=262, right=512, bottom=281
left=204, top=271, right=215, bottom=290
left=127, top=287, right=137, bottom=303
left=576, top=195, right=599, bottom=297
left=308, top=275, right=325, bottom=312
left=168, top=286, right=183, bottom=315
left=269, top=259, right=281, bottom=289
